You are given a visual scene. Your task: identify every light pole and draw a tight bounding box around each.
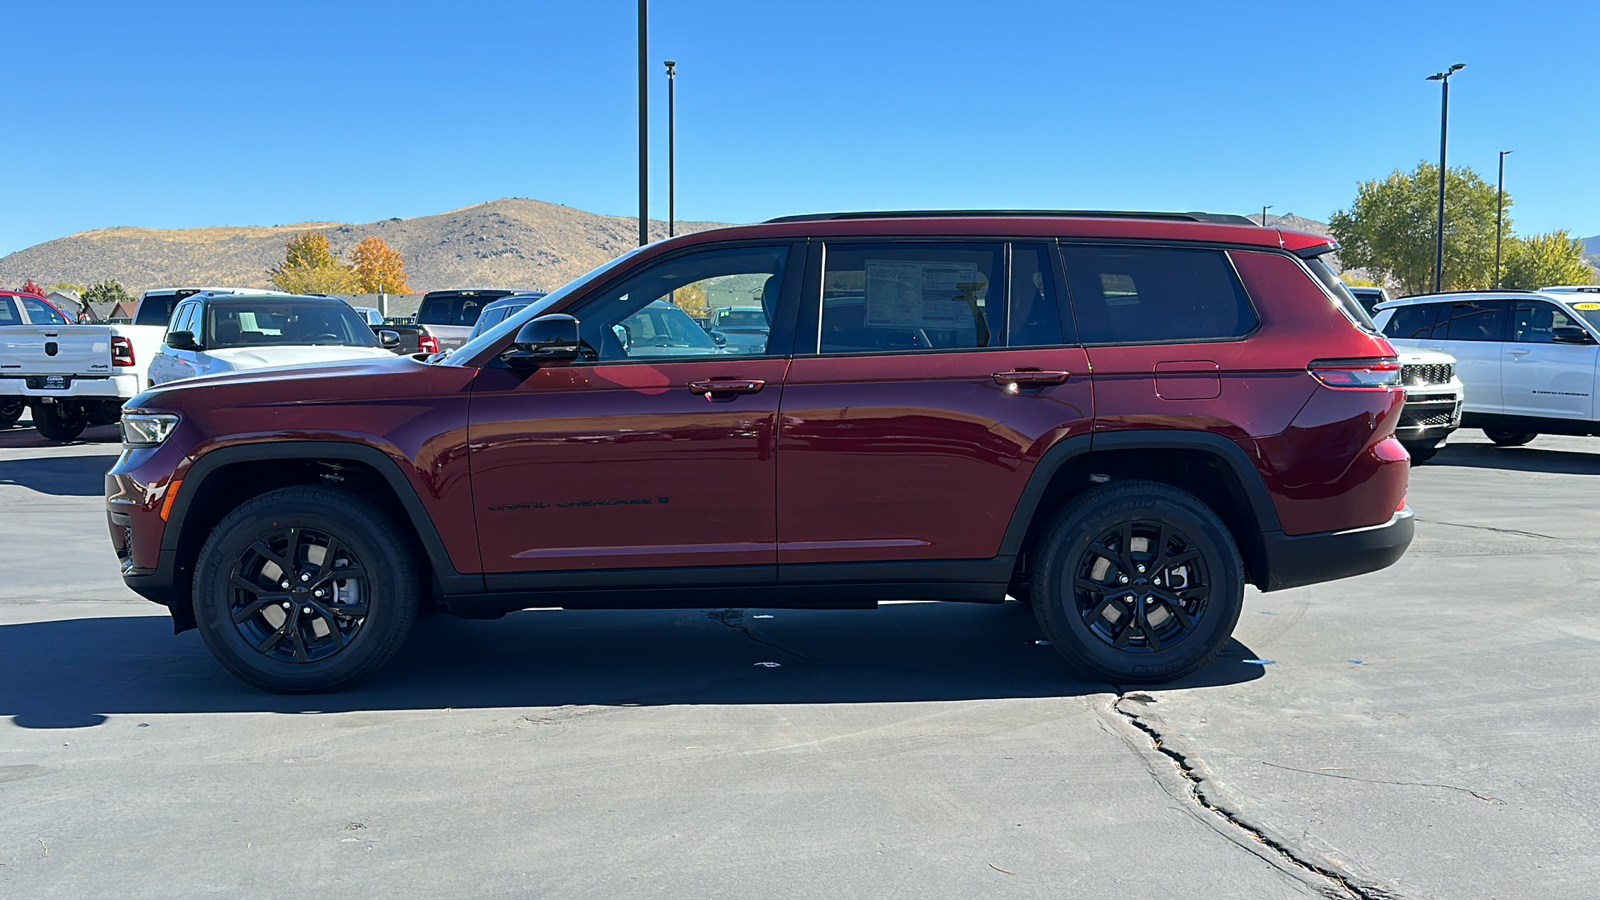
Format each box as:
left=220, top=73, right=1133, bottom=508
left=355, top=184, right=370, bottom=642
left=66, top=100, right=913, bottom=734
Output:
left=665, top=60, right=676, bottom=238
left=1425, top=63, right=1465, bottom=292
left=637, top=0, right=649, bottom=246
left=1261, top=205, right=1273, bottom=227
left=1495, top=150, right=1512, bottom=289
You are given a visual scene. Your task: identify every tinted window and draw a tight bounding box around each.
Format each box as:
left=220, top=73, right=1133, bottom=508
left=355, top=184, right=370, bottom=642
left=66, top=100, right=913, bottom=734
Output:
left=579, top=246, right=788, bottom=361
left=21, top=297, right=70, bottom=325
left=205, top=301, right=380, bottom=349
left=1512, top=301, right=1582, bottom=344
left=136, top=292, right=193, bottom=327
left=417, top=291, right=514, bottom=327
left=1381, top=304, right=1444, bottom=340
left=1009, top=243, right=1068, bottom=346
left=1441, top=301, right=1508, bottom=342
left=167, top=302, right=193, bottom=336
left=0, top=298, right=19, bottom=325
left=1061, top=245, right=1256, bottom=344
left=818, top=243, right=1002, bottom=353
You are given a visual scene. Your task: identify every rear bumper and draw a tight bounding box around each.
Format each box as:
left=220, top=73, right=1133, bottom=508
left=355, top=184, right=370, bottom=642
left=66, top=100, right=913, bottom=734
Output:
left=6, top=373, right=141, bottom=400
left=1257, top=507, right=1414, bottom=592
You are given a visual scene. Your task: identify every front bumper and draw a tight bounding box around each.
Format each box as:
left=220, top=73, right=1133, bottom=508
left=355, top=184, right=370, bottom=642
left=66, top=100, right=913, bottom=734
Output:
left=1257, top=507, right=1415, bottom=592
left=1395, top=391, right=1462, bottom=443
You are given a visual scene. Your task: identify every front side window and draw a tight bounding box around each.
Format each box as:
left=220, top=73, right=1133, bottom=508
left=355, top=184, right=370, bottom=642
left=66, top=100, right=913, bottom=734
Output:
left=1512, top=301, right=1582, bottom=343
left=1441, top=301, right=1509, bottom=342
left=578, top=245, right=788, bottom=361
left=1061, top=245, right=1257, bottom=344
left=1381, top=303, right=1445, bottom=340
left=205, top=302, right=380, bottom=349
left=816, top=243, right=1003, bottom=354
left=21, top=296, right=70, bottom=326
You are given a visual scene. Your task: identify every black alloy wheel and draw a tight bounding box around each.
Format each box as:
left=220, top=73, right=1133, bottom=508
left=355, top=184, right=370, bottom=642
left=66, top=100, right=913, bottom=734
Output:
left=1484, top=429, right=1537, bottom=447
left=1032, top=481, right=1245, bottom=684
left=193, top=485, right=418, bottom=693
left=227, top=526, right=370, bottom=664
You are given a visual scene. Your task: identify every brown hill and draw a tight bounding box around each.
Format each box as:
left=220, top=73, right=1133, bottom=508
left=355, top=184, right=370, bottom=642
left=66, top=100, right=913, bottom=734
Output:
left=0, top=199, right=729, bottom=295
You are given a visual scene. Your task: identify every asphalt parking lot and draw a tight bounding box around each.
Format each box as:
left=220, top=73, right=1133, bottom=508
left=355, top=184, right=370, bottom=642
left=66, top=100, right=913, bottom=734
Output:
left=2, top=416, right=1597, bottom=900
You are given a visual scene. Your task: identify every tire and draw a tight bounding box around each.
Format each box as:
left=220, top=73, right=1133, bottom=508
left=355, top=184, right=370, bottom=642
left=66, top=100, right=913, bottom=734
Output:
left=85, top=399, right=124, bottom=426
left=192, top=485, right=420, bottom=693
left=31, top=403, right=86, bottom=441
left=1484, top=429, right=1537, bottom=447
left=0, top=399, right=22, bottom=429
left=1402, top=441, right=1440, bottom=464
left=1030, top=480, right=1245, bottom=685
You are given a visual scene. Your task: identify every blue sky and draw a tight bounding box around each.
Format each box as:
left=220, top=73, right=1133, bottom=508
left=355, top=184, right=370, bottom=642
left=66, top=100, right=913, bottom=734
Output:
left=4, top=0, right=1597, bottom=258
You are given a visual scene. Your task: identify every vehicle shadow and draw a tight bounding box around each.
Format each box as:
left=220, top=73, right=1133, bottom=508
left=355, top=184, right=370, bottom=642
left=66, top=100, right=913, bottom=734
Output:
left=0, top=453, right=115, bottom=496
left=0, top=603, right=1263, bottom=728
left=1431, top=443, right=1600, bottom=476
left=0, top=423, right=121, bottom=449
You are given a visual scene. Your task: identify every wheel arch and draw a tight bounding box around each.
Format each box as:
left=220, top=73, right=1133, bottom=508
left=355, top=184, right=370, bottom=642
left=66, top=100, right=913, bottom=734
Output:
left=1002, top=431, right=1280, bottom=590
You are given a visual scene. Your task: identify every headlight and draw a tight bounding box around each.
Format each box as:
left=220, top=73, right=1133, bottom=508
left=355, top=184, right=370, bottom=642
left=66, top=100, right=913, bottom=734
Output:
left=121, top=413, right=180, bottom=447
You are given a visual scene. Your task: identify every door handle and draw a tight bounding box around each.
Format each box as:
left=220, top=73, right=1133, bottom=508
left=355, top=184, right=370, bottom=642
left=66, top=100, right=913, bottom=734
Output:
left=992, top=370, right=1070, bottom=386
left=1507, top=349, right=1530, bottom=357
left=688, top=378, right=766, bottom=396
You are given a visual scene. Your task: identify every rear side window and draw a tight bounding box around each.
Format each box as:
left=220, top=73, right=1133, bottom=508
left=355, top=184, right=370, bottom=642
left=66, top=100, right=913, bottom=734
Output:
left=1381, top=304, right=1445, bottom=339
left=0, top=298, right=19, bottom=325
left=137, top=293, right=190, bottom=326
left=1441, top=301, right=1509, bottom=342
left=1060, top=245, right=1256, bottom=344
left=818, top=243, right=1003, bottom=353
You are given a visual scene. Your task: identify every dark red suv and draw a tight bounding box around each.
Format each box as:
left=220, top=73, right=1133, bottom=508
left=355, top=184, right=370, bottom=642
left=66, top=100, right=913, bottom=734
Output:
left=107, top=211, right=1412, bottom=692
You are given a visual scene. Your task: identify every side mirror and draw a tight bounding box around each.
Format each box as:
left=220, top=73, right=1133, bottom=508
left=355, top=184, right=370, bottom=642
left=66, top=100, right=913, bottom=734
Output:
left=503, top=314, right=582, bottom=368
left=1551, top=326, right=1596, bottom=345
left=710, top=331, right=727, bottom=347
left=167, top=330, right=201, bottom=351
left=378, top=329, right=401, bottom=348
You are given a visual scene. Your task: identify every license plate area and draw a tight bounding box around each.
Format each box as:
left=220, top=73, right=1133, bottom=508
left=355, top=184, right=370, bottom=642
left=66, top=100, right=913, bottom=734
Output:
left=27, top=375, right=70, bottom=390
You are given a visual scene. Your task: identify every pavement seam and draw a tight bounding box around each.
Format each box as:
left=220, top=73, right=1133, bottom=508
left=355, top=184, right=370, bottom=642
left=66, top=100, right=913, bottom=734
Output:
left=1110, top=692, right=1402, bottom=900
left=1258, top=761, right=1505, bottom=805
left=1413, top=519, right=1558, bottom=540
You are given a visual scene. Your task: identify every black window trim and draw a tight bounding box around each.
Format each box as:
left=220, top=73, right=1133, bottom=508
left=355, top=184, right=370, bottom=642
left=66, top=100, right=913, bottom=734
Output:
left=1055, top=238, right=1263, bottom=349
left=796, top=236, right=1080, bottom=358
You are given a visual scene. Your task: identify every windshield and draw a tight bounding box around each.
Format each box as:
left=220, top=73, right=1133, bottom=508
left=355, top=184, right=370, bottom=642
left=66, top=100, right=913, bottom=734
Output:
left=1304, top=258, right=1379, bottom=334
left=444, top=246, right=650, bottom=365
left=626, top=302, right=719, bottom=350
left=205, top=301, right=380, bottom=349
left=713, top=308, right=767, bottom=328
left=1565, top=299, right=1600, bottom=332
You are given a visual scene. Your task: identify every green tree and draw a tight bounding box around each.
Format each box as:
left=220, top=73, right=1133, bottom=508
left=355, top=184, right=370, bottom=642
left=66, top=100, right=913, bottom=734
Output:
left=83, top=279, right=135, bottom=307
left=1329, top=162, right=1503, bottom=295
left=50, top=282, right=85, bottom=294
left=270, top=231, right=359, bottom=294
left=1500, top=231, right=1596, bottom=290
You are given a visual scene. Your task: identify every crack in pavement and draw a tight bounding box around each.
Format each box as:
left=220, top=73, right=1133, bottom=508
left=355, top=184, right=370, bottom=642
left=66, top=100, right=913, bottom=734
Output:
left=1112, top=692, right=1402, bottom=900
left=1414, top=519, right=1558, bottom=540
left=707, top=609, right=818, bottom=662
left=1259, top=761, right=1506, bottom=805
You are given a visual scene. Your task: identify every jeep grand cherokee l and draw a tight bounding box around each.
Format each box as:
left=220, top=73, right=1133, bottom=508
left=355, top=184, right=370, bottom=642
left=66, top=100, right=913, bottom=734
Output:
left=107, top=211, right=1413, bottom=692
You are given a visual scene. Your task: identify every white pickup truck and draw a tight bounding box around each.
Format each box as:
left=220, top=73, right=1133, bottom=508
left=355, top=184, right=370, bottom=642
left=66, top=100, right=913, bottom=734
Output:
left=0, top=287, right=258, bottom=441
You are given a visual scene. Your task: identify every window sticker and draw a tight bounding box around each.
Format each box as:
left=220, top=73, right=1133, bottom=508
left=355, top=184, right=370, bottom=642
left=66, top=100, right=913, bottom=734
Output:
left=863, top=260, right=981, bottom=327
left=1573, top=302, right=1600, bottom=311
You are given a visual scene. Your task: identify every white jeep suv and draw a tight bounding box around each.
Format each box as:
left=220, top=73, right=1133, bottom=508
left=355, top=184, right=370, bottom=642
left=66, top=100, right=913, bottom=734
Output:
left=1373, top=291, right=1600, bottom=448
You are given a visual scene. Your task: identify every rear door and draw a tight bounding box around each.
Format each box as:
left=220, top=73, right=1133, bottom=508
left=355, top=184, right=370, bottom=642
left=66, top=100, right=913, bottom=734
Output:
left=775, top=240, right=1092, bottom=572
left=1502, top=299, right=1598, bottom=420
left=1435, top=300, right=1511, bottom=414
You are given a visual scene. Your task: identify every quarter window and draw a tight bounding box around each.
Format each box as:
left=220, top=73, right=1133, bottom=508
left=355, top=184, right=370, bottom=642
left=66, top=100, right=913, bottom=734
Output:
left=1060, top=245, right=1256, bottom=344
left=1381, top=304, right=1446, bottom=340
left=817, top=243, right=1003, bottom=353
left=1441, top=301, right=1509, bottom=342
left=1009, top=244, right=1069, bottom=346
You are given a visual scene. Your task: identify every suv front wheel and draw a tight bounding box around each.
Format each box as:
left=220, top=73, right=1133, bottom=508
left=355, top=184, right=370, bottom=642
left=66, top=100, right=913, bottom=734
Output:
left=193, top=485, right=419, bottom=693
left=1030, top=481, right=1244, bottom=684
left=1484, top=429, right=1537, bottom=447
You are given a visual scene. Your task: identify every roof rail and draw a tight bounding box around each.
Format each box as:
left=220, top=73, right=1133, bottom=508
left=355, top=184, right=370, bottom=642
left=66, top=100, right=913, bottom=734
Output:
left=763, top=210, right=1261, bottom=226
left=1397, top=288, right=1540, bottom=298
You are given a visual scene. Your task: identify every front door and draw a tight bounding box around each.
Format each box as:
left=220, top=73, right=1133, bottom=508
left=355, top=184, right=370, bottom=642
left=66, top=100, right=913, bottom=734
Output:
left=776, top=241, right=1093, bottom=568
left=469, top=243, right=800, bottom=577
left=1502, top=299, right=1599, bottom=420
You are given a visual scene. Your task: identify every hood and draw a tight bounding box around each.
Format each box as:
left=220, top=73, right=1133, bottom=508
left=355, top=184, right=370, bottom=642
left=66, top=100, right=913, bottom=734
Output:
left=131, top=352, right=430, bottom=407
left=204, top=345, right=396, bottom=369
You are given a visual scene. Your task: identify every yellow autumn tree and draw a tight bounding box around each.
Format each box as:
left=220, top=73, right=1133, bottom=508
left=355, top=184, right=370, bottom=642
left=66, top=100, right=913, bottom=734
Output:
left=269, top=232, right=359, bottom=294
left=350, top=236, right=411, bottom=294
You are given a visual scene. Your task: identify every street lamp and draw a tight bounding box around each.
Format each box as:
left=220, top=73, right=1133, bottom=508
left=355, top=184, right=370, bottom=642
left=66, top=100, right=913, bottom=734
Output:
left=1495, top=150, right=1512, bottom=289
left=665, top=60, right=676, bottom=238
left=1425, top=63, right=1465, bottom=292
left=637, top=0, right=649, bottom=246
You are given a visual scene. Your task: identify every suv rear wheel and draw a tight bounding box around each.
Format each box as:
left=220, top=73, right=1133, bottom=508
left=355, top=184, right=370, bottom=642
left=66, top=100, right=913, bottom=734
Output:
left=1030, top=481, right=1244, bottom=684
left=1484, top=429, right=1537, bottom=447
left=192, top=485, right=419, bottom=693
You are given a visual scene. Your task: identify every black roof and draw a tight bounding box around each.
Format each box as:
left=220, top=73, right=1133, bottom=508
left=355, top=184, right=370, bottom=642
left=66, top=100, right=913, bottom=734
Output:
left=763, top=210, right=1260, bottom=226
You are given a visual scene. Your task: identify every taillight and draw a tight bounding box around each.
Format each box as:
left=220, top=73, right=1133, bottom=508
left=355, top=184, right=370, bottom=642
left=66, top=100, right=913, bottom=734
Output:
left=1308, top=358, right=1401, bottom=389
left=112, top=336, right=136, bottom=367
left=419, top=335, right=440, bottom=354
